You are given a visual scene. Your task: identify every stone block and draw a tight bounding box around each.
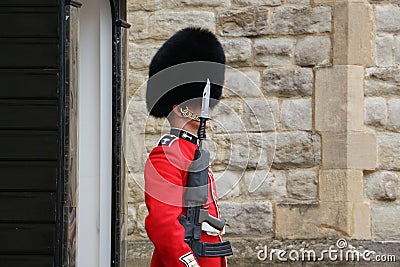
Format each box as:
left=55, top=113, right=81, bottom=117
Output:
left=317, top=201, right=355, bottom=237
left=345, top=132, right=377, bottom=170
left=144, top=116, right=168, bottom=135
left=312, top=0, right=336, bottom=5
left=376, top=35, right=394, bottom=67
left=333, top=0, right=375, bottom=66
left=263, top=68, right=313, bottom=98
left=254, top=38, right=295, bottom=66
left=378, top=133, right=400, bottom=170
left=136, top=203, right=148, bottom=238
left=213, top=170, right=241, bottom=199
left=209, top=99, right=244, bottom=133
left=270, top=6, right=331, bottom=35
left=127, top=205, right=137, bottom=236
left=129, top=42, right=162, bottom=70
left=220, top=38, right=253, bottom=67
left=275, top=202, right=353, bottom=239
left=166, top=0, right=230, bottom=8
left=244, top=99, right=278, bottom=132
left=219, top=201, right=273, bottom=236
left=125, top=101, right=148, bottom=171
left=287, top=0, right=310, bottom=3
left=365, top=67, right=400, bottom=97
left=375, top=5, right=400, bottom=33
left=127, top=245, right=153, bottom=266
left=388, top=98, right=400, bottom=132
left=275, top=200, right=371, bottom=239
left=281, top=98, right=312, bottom=131
left=243, top=170, right=286, bottom=199
left=371, top=202, right=400, bottom=240
left=126, top=101, right=148, bottom=130
left=149, top=12, right=215, bottom=39
left=395, top=36, right=400, bottom=65
left=128, top=0, right=163, bottom=11
left=321, top=131, right=378, bottom=170
left=217, top=7, right=269, bottom=37
left=364, top=97, right=387, bottom=129
left=128, top=173, right=145, bottom=203
left=245, top=133, right=275, bottom=170
left=233, top=0, right=282, bottom=6
left=125, top=99, right=167, bottom=136
left=125, top=129, right=146, bottom=174
left=364, top=171, right=399, bottom=200
left=128, top=71, right=147, bottom=101
left=315, top=66, right=364, bottom=133
left=295, top=36, right=331, bottom=66
left=209, top=133, right=275, bottom=171
left=287, top=170, right=318, bottom=200
left=319, top=169, right=364, bottom=202
left=127, top=13, right=149, bottom=41
left=223, top=69, right=261, bottom=98
left=272, top=132, right=321, bottom=170
left=352, top=201, right=371, bottom=240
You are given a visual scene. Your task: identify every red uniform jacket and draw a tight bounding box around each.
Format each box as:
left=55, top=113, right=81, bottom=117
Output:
left=144, top=129, right=227, bottom=267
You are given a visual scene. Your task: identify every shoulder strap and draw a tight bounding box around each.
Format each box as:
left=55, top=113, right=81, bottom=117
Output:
left=157, top=134, right=178, bottom=147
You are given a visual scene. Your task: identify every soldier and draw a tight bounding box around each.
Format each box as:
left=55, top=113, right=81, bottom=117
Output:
left=144, top=27, right=231, bottom=267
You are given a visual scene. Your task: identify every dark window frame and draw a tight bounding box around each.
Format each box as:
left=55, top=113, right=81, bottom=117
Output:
left=59, top=1, right=129, bottom=266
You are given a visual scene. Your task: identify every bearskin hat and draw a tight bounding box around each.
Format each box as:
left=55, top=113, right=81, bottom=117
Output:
left=146, top=27, right=226, bottom=118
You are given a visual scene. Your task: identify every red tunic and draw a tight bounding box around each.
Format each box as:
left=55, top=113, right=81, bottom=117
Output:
left=144, top=129, right=227, bottom=267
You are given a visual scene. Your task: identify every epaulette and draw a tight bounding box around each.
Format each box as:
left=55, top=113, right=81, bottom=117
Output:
left=157, top=134, right=178, bottom=147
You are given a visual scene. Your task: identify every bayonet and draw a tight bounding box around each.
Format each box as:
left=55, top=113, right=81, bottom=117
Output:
left=198, top=78, right=210, bottom=142
left=200, top=78, right=210, bottom=119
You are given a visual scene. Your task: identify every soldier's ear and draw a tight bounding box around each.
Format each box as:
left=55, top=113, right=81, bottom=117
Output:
left=172, top=104, right=184, bottom=118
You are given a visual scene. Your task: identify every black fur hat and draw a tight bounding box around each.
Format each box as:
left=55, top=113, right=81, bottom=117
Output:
left=146, top=27, right=226, bottom=118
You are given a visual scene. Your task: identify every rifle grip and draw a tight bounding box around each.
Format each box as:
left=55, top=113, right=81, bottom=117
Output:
left=198, top=118, right=207, bottom=140
left=199, top=209, right=226, bottom=231
left=205, top=216, right=225, bottom=232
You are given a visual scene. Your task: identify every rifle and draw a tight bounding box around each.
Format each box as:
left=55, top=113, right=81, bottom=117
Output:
left=179, top=79, right=233, bottom=260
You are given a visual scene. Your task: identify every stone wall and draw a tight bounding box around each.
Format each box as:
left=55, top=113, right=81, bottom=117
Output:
left=364, top=1, right=400, bottom=242
left=125, top=0, right=400, bottom=265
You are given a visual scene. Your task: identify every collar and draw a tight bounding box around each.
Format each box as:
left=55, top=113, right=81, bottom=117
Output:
left=170, top=128, right=198, bottom=145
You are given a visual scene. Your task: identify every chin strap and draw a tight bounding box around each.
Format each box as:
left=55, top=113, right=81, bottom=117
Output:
left=180, top=106, right=201, bottom=122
